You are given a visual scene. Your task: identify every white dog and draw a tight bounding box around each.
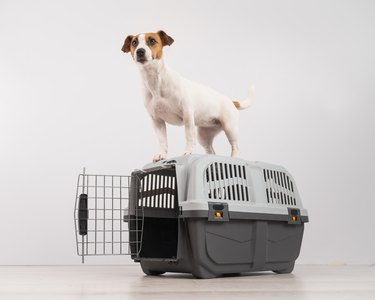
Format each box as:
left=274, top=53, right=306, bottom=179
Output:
left=122, top=30, right=254, bottom=162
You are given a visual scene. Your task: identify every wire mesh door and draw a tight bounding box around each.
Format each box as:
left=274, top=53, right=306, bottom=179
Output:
left=74, top=170, right=144, bottom=263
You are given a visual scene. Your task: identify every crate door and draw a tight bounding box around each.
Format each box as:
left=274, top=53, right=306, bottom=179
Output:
left=74, top=173, right=143, bottom=262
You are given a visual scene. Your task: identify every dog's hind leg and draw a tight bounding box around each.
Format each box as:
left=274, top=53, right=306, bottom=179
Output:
left=224, top=127, right=239, bottom=157
left=222, top=120, right=239, bottom=157
left=225, top=131, right=239, bottom=157
left=198, top=127, right=220, bottom=155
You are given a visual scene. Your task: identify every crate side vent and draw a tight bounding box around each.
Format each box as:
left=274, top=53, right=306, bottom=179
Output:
left=263, top=169, right=296, bottom=206
left=205, top=162, right=249, bottom=201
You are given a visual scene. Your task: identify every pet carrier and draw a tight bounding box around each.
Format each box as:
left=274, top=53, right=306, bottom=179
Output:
left=74, top=155, right=308, bottom=278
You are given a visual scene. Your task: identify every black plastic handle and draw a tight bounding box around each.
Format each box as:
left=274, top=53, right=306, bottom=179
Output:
left=78, top=194, right=88, bottom=235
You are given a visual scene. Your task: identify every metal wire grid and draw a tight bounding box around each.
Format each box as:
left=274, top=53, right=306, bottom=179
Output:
left=74, top=172, right=144, bottom=259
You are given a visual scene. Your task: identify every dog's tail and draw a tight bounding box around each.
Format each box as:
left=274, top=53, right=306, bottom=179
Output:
left=233, top=86, right=255, bottom=110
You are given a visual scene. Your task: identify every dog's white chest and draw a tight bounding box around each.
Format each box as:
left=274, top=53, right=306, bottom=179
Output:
left=148, top=97, right=183, bottom=126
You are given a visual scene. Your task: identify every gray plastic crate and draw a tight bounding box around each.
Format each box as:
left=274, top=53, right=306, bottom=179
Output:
left=74, top=154, right=308, bottom=278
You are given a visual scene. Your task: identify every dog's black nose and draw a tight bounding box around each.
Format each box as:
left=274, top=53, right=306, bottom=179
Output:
left=136, top=48, right=145, bottom=57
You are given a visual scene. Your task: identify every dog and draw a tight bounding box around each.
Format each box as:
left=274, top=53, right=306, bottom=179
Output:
left=122, top=30, right=254, bottom=162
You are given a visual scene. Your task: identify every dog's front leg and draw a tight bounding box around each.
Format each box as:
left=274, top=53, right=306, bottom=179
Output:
left=152, top=118, right=168, bottom=162
left=183, top=110, right=196, bottom=156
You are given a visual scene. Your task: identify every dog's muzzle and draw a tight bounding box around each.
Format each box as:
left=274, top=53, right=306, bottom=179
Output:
left=136, top=48, right=147, bottom=63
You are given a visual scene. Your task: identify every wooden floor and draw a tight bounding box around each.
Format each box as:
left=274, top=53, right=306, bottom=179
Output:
left=0, top=265, right=374, bottom=299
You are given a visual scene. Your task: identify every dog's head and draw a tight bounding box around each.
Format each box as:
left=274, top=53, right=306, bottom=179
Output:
left=122, top=30, right=174, bottom=64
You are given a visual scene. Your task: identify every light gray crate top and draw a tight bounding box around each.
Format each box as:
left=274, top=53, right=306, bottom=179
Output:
left=142, top=154, right=308, bottom=218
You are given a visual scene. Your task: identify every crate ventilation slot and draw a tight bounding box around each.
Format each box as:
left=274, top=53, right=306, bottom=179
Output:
left=205, top=162, right=249, bottom=201
left=139, top=173, right=176, bottom=209
left=263, top=169, right=296, bottom=206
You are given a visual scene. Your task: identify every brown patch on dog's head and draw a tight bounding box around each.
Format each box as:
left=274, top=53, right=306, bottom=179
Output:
left=122, top=35, right=140, bottom=60
left=143, top=30, right=174, bottom=60
left=144, top=32, right=164, bottom=59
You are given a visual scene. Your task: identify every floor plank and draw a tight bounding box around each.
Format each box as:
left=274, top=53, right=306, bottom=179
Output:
left=0, top=265, right=374, bottom=299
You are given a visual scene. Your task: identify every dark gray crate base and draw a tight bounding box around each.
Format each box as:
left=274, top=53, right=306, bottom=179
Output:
left=136, top=217, right=305, bottom=279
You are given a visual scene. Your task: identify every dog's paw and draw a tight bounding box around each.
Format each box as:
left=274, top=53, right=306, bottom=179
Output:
left=153, top=153, right=166, bottom=163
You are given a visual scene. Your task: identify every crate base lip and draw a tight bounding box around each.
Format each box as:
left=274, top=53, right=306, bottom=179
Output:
left=136, top=257, right=179, bottom=262
left=181, top=210, right=309, bottom=223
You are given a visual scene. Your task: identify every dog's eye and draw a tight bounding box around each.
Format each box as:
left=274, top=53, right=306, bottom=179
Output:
left=131, top=40, right=138, bottom=47
left=149, top=38, right=157, bottom=45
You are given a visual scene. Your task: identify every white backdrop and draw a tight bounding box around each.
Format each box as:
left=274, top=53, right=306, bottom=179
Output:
left=0, top=0, right=374, bottom=265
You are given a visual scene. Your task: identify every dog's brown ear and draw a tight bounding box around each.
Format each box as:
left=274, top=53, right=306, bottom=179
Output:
left=157, top=30, right=174, bottom=46
left=121, top=35, right=134, bottom=53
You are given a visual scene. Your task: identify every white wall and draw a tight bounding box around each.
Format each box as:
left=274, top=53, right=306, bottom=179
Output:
left=0, top=0, right=374, bottom=265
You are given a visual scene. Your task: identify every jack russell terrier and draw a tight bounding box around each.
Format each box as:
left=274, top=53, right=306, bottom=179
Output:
left=122, top=30, right=255, bottom=162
